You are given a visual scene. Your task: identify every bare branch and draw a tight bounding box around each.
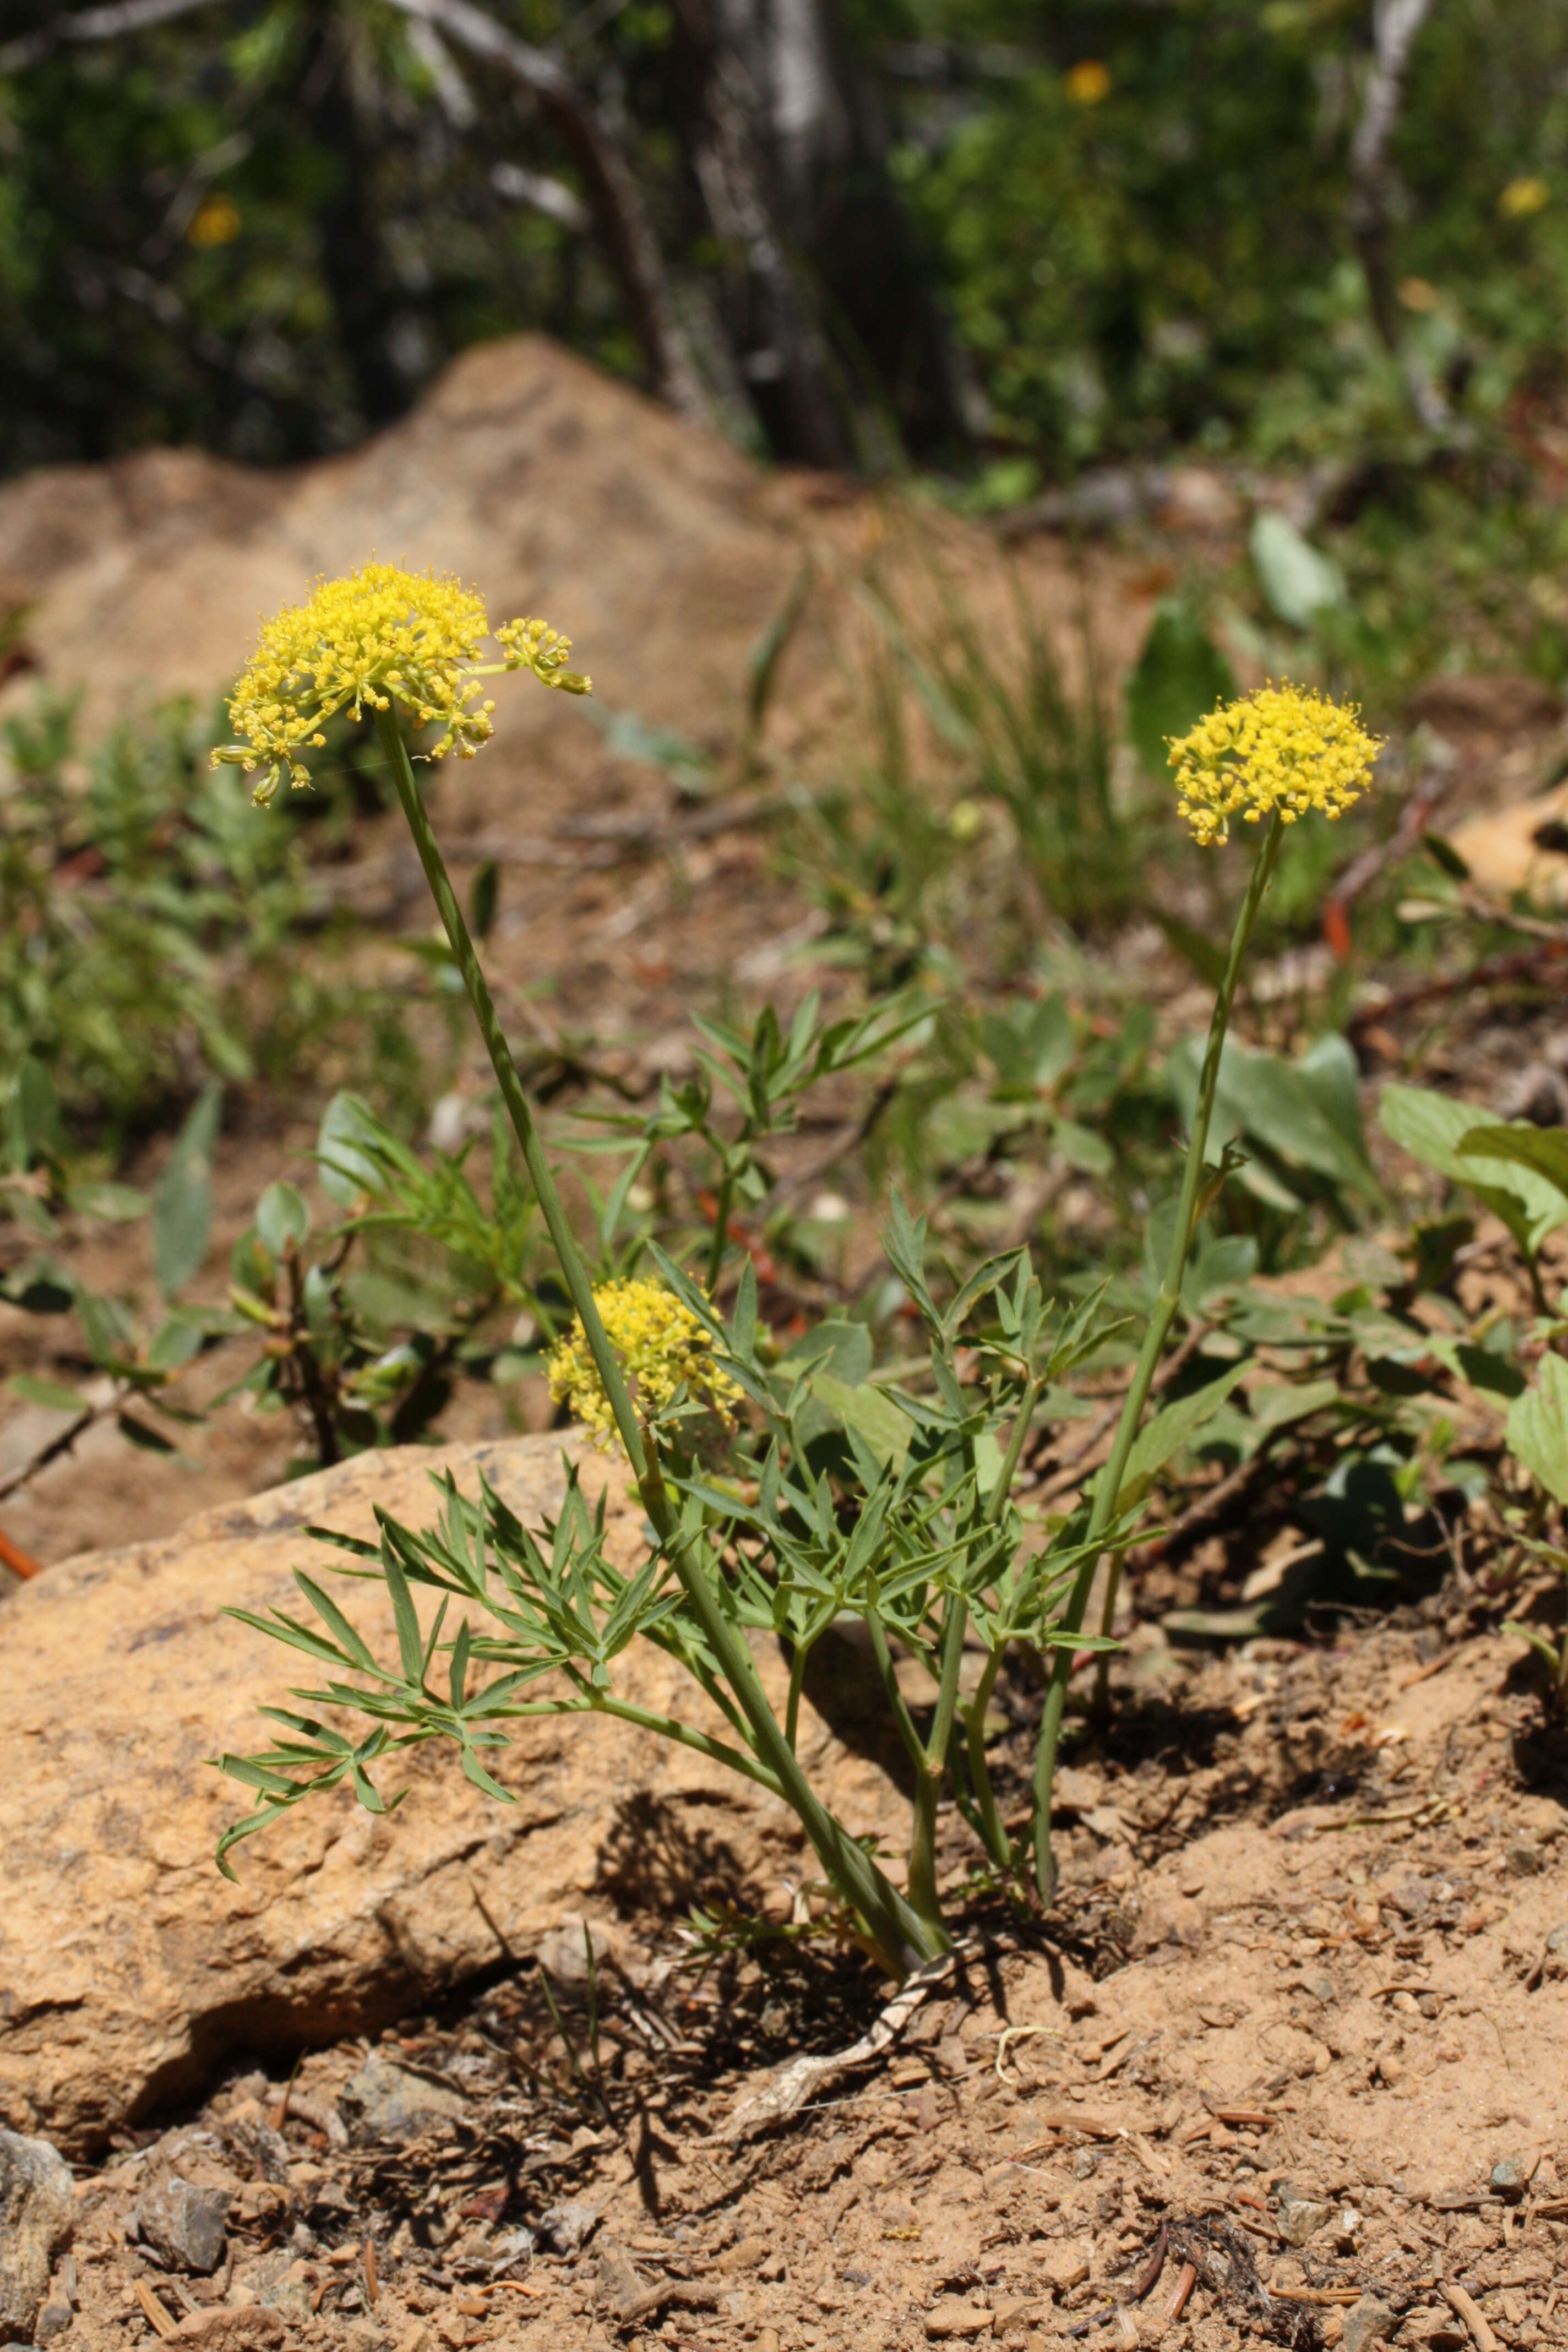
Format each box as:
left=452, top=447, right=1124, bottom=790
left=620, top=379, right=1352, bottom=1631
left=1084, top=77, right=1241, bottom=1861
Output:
left=0, top=0, right=219, bottom=74
left=491, top=160, right=590, bottom=233
left=383, top=0, right=713, bottom=426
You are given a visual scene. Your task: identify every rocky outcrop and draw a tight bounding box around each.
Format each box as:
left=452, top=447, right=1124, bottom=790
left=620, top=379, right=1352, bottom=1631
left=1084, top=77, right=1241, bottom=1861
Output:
left=0, top=1435, right=903, bottom=2155
left=0, top=335, right=796, bottom=838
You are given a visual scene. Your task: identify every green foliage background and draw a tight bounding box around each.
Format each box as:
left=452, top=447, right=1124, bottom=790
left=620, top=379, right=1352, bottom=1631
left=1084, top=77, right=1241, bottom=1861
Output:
left=3, top=0, right=1567, bottom=476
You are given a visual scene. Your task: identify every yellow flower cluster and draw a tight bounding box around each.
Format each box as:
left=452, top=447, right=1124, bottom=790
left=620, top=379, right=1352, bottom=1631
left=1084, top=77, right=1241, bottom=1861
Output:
left=548, top=1277, right=741, bottom=1450
left=1168, top=683, right=1381, bottom=847
left=213, top=562, right=591, bottom=804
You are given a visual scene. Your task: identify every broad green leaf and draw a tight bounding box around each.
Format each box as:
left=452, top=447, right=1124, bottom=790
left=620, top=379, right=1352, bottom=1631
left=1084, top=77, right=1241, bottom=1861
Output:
left=1380, top=1085, right=1568, bottom=1260
left=317, top=1091, right=388, bottom=1206
left=153, top=1082, right=222, bottom=1299
left=1125, top=597, right=1234, bottom=780
left=256, top=1180, right=311, bottom=1256
left=1170, top=1037, right=1375, bottom=1196
left=1506, top=1354, right=1568, bottom=1506
left=1116, top=1363, right=1247, bottom=1508
left=1458, top=1123, right=1568, bottom=1205
left=810, top=1370, right=913, bottom=1469
left=1249, top=511, right=1346, bottom=629
left=8, top=1057, right=63, bottom=1172
left=65, top=1181, right=149, bottom=1224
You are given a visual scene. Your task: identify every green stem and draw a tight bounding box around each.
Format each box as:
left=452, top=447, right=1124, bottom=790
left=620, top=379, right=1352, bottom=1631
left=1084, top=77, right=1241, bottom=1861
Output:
left=908, top=1594, right=968, bottom=1935
left=705, top=1161, right=736, bottom=1295
left=962, top=1377, right=1037, bottom=1880
left=964, top=1649, right=1011, bottom=1871
left=1030, top=813, right=1284, bottom=1907
left=469, top=1692, right=786, bottom=1794
left=785, top=1638, right=807, bottom=1754
left=377, top=711, right=936, bottom=1974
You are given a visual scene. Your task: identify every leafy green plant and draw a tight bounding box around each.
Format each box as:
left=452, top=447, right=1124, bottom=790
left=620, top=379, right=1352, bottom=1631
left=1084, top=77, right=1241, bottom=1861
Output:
left=223, top=1090, right=553, bottom=1465
left=0, top=694, right=321, bottom=1131
left=209, top=566, right=1385, bottom=1971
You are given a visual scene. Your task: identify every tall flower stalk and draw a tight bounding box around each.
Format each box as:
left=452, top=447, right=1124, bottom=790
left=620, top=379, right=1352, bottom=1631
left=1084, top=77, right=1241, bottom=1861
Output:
left=1028, top=682, right=1381, bottom=1903
left=216, top=563, right=938, bottom=1975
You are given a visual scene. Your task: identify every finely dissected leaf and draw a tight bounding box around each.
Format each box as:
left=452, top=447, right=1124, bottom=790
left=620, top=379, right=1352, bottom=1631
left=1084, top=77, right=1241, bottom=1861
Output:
left=1506, top=1354, right=1568, bottom=1507
left=292, top=1571, right=380, bottom=1671
left=152, top=1081, right=222, bottom=1299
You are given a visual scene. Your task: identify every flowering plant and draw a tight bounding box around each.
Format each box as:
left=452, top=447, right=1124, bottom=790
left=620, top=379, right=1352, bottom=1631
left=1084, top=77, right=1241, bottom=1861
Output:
left=212, top=576, right=1380, bottom=1968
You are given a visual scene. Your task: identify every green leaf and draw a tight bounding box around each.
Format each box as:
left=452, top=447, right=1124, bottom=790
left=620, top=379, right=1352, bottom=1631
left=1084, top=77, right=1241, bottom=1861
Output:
left=317, top=1091, right=386, bottom=1207
left=1423, top=831, right=1471, bottom=880
left=1457, top=1123, right=1568, bottom=1205
left=146, top=1315, right=205, bottom=1372
left=810, top=1370, right=913, bottom=1470
left=8, top=1057, right=63, bottom=1172
left=468, top=857, right=500, bottom=942
left=1125, top=597, right=1234, bottom=780
left=731, top=1256, right=758, bottom=1363
left=65, top=1181, right=149, bottom=1224
left=1506, top=1354, right=1568, bottom=1507
left=117, top=1409, right=177, bottom=1453
left=255, top=1180, right=311, bottom=1256
left=1501, top=1619, right=1562, bottom=1671
left=1116, top=1363, right=1247, bottom=1508
left=8, top=1374, right=86, bottom=1414
left=1249, top=511, right=1346, bottom=630
left=153, top=1082, right=222, bottom=1299
left=380, top=1543, right=427, bottom=1688
left=1380, top=1086, right=1568, bottom=1260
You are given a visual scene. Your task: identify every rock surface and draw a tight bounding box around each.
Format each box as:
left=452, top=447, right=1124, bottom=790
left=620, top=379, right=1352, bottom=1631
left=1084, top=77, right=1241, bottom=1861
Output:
left=0, top=1434, right=903, bottom=2154
left=132, top=2130, right=235, bottom=2275
left=336, top=2057, right=467, bottom=2147
left=0, top=336, right=793, bottom=827
left=0, top=2128, right=74, bottom=2339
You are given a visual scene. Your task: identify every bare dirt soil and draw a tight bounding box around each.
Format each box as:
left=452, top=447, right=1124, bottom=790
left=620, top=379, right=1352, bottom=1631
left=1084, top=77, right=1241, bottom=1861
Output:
left=52, top=1614, right=1568, bottom=2352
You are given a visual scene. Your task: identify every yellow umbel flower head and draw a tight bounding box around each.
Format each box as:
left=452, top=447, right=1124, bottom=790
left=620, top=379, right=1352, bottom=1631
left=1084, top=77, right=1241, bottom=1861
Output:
left=213, top=560, right=590, bottom=804
left=548, top=1277, right=741, bottom=1451
left=1169, top=683, right=1381, bottom=847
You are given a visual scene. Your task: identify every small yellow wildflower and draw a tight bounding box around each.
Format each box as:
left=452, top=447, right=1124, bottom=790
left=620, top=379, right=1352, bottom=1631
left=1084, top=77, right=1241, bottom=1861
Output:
left=1168, top=683, right=1381, bottom=848
left=1065, top=58, right=1111, bottom=104
left=1500, top=177, right=1550, bottom=220
left=188, top=194, right=241, bottom=247
left=548, top=1277, right=741, bottom=1450
left=213, top=561, right=590, bottom=804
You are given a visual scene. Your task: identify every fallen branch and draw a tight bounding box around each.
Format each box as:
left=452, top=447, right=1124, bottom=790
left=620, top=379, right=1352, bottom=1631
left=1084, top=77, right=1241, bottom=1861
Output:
left=707, top=1943, right=967, bottom=2142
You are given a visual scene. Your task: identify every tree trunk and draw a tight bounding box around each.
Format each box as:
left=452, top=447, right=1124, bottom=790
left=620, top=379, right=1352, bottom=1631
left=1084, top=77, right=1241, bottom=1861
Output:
left=673, top=0, right=971, bottom=466
left=299, top=7, right=415, bottom=430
